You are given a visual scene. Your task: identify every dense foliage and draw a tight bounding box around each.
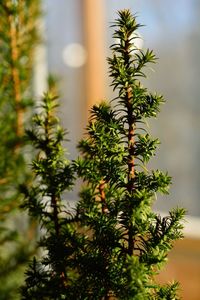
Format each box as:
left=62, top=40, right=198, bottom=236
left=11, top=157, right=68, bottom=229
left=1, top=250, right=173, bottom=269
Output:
left=21, top=9, right=185, bottom=300
left=0, top=1, right=40, bottom=298
left=20, top=93, right=78, bottom=299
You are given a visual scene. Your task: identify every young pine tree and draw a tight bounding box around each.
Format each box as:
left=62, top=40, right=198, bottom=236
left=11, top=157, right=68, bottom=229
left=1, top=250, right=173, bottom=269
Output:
left=0, top=1, right=40, bottom=298
left=75, top=10, right=185, bottom=299
left=20, top=93, right=79, bottom=299
left=21, top=9, right=185, bottom=300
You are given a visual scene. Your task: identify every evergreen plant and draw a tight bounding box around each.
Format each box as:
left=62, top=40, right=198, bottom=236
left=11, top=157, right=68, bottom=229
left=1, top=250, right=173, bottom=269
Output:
left=74, top=9, right=185, bottom=299
left=21, top=9, right=185, bottom=300
left=0, top=1, right=40, bottom=298
left=20, top=92, right=78, bottom=299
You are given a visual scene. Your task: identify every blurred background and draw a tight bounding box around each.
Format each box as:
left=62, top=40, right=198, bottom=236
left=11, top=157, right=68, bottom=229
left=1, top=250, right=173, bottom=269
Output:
left=36, top=1, right=200, bottom=299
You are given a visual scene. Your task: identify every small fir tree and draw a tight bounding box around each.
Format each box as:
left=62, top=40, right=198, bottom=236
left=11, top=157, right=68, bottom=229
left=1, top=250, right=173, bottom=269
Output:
left=20, top=93, right=77, bottom=299
left=0, top=1, right=40, bottom=298
left=21, top=9, right=185, bottom=300
left=75, top=10, right=185, bottom=299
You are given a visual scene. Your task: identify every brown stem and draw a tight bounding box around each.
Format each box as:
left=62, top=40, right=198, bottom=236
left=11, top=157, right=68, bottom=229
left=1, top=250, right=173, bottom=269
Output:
left=124, top=38, right=135, bottom=255
left=124, top=38, right=135, bottom=193
left=127, top=88, right=135, bottom=191
left=126, top=86, right=135, bottom=255
left=51, top=195, right=60, bottom=237
left=99, top=180, right=108, bottom=213
left=7, top=2, right=24, bottom=139
left=18, top=0, right=24, bottom=29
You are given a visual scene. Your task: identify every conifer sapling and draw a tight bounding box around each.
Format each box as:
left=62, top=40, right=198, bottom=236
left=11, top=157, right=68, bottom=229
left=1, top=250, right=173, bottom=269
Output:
left=75, top=9, right=185, bottom=299
left=21, top=9, right=185, bottom=300
left=20, top=93, right=77, bottom=298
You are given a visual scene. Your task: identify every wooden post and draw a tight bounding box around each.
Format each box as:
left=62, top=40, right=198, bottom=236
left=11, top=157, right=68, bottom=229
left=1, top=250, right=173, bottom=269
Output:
left=83, top=0, right=106, bottom=113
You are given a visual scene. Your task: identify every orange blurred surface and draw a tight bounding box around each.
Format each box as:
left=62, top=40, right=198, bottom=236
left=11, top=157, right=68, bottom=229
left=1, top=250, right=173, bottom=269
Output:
left=157, top=238, right=200, bottom=300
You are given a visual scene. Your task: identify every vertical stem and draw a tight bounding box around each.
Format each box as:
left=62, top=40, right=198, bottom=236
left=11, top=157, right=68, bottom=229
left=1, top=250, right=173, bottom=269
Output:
left=124, top=40, right=135, bottom=255
left=18, top=0, right=24, bottom=28
left=126, top=86, right=135, bottom=256
left=51, top=195, right=60, bottom=237
left=127, top=86, right=135, bottom=192
left=51, top=194, right=68, bottom=287
left=99, top=180, right=108, bottom=213
left=7, top=2, right=24, bottom=139
left=124, top=38, right=135, bottom=193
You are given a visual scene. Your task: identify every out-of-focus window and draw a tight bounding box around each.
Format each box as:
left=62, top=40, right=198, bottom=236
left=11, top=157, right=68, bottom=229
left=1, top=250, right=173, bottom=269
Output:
left=106, top=0, right=200, bottom=217
left=43, top=0, right=86, bottom=160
